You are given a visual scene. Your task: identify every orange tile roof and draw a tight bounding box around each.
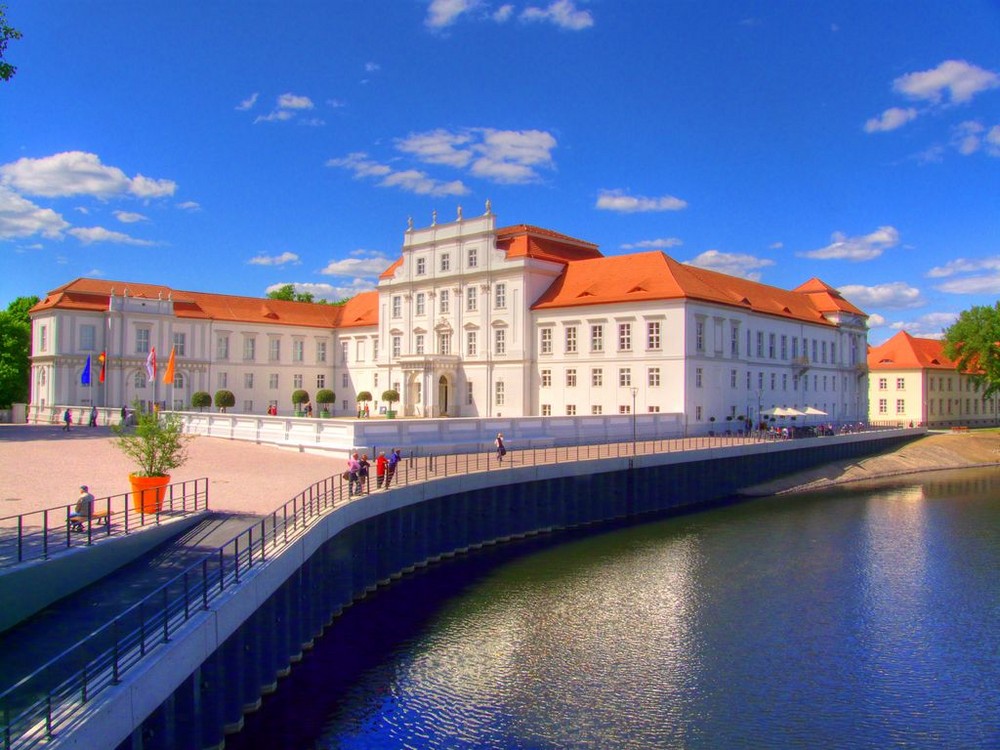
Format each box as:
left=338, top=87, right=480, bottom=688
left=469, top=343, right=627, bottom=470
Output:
left=531, top=251, right=864, bottom=325
left=496, top=224, right=603, bottom=264
left=30, top=278, right=378, bottom=329
left=867, top=331, right=958, bottom=370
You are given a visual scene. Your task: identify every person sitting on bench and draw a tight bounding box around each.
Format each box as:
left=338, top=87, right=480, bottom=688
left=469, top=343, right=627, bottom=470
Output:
left=69, top=485, right=95, bottom=531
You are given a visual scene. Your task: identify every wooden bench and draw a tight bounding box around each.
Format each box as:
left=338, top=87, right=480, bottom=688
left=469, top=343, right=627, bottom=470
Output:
left=69, top=510, right=111, bottom=532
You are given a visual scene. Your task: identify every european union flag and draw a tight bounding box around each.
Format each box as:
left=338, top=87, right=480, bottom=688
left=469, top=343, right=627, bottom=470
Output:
left=81, top=355, right=92, bottom=385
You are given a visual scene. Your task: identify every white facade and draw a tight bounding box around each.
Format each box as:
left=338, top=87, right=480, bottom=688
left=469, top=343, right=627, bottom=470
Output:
left=29, top=208, right=870, bottom=431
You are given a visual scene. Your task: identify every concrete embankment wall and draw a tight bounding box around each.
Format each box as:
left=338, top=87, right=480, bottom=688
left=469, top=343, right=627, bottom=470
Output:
left=57, top=431, right=915, bottom=750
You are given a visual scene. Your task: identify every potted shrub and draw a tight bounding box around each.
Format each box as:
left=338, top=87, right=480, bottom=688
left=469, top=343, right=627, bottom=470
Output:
left=315, top=388, right=336, bottom=417
left=214, top=389, right=235, bottom=413
left=191, top=391, right=212, bottom=412
left=382, top=389, right=400, bottom=418
left=112, top=404, right=193, bottom=513
left=292, top=389, right=309, bottom=417
left=356, top=390, right=372, bottom=418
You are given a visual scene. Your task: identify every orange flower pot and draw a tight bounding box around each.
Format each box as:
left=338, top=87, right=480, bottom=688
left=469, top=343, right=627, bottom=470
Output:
left=129, top=474, right=170, bottom=514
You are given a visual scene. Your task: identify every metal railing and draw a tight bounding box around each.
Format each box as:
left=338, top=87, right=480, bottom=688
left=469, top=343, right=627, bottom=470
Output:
left=0, top=423, right=907, bottom=749
left=0, top=479, right=210, bottom=569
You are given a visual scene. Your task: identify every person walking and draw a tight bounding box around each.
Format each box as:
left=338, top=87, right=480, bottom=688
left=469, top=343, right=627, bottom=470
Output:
left=62, top=408, right=72, bottom=431
left=495, top=432, right=506, bottom=464
left=376, top=451, right=387, bottom=489
left=89, top=405, right=98, bottom=427
left=347, top=452, right=361, bottom=496
left=359, top=453, right=371, bottom=494
left=384, top=447, right=400, bottom=489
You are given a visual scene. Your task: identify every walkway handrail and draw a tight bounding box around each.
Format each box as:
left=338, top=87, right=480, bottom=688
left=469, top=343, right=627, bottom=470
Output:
left=0, top=478, right=210, bottom=570
left=0, top=424, right=909, bottom=749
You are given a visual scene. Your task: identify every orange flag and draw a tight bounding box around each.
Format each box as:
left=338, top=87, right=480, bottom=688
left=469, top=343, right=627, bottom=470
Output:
left=98, top=351, right=106, bottom=383
left=162, top=346, right=176, bottom=385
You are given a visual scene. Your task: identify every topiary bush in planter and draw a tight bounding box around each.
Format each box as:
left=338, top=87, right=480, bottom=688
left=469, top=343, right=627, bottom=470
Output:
left=191, top=391, right=212, bottom=411
left=291, top=389, right=309, bottom=416
left=214, top=389, right=235, bottom=413
left=382, top=389, right=399, bottom=418
left=315, top=388, right=336, bottom=417
left=356, top=390, right=372, bottom=418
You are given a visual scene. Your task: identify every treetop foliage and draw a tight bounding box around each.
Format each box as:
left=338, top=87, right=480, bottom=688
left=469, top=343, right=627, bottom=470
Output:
left=942, top=302, right=1000, bottom=398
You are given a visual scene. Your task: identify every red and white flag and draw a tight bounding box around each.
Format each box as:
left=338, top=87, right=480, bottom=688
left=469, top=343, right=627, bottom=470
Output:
left=145, top=347, right=156, bottom=381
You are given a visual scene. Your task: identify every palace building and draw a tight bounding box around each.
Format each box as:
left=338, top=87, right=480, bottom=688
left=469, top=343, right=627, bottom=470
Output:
left=29, top=205, right=871, bottom=429
left=867, top=330, right=999, bottom=428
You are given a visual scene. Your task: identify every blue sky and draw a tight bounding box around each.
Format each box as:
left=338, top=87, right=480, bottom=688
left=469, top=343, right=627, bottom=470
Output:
left=2, top=1, right=998, bottom=345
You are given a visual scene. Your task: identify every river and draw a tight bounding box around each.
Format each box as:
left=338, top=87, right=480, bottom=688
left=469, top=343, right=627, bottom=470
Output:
left=228, top=467, right=1000, bottom=749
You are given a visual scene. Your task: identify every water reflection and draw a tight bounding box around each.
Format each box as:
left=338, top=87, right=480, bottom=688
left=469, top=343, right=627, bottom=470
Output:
left=229, top=469, right=1000, bottom=750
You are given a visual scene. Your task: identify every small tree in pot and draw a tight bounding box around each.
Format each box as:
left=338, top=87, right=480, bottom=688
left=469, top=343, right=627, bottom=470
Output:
left=382, top=389, right=400, bottom=418
left=191, top=391, right=212, bottom=412
left=315, top=388, right=336, bottom=417
left=112, top=403, right=193, bottom=513
left=214, top=389, right=235, bottom=413
left=292, top=389, right=309, bottom=416
left=356, top=390, right=372, bottom=418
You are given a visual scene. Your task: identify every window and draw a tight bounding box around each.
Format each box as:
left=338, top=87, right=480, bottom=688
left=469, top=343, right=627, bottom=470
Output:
left=217, top=335, right=230, bottom=360
left=731, top=326, right=739, bottom=356
left=468, top=247, right=478, bottom=268
left=467, top=383, right=474, bottom=405
left=342, top=373, right=348, bottom=388
left=566, top=369, right=577, bottom=387
left=244, top=373, right=254, bottom=389
left=174, top=374, right=184, bottom=389
left=135, top=372, right=147, bottom=389
left=440, top=290, right=450, bottom=314
left=541, top=369, right=552, bottom=387
left=243, top=400, right=253, bottom=414
left=592, top=368, right=603, bottom=387
left=416, top=293, right=426, bottom=316
left=591, top=324, right=604, bottom=353
left=440, top=253, right=450, bottom=272
left=392, top=336, right=401, bottom=358
left=80, top=324, right=96, bottom=351
left=878, top=398, right=887, bottom=414
left=218, top=372, right=228, bottom=388
left=316, top=374, right=325, bottom=389
left=269, top=338, right=281, bottom=362
left=39, top=325, right=48, bottom=351
left=340, top=341, right=348, bottom=364
left=619, top=405, right=631, bottom=415
left=392, top=295, right=402, bottom=319
left=878, top=378, right=888, bottom=391
left=780, top=335, right=787, bottom=360
left=647, top=321, right=661, bottom=350
left=566, top=326, right=577, bottom=353
left=648, top=367, right=660, bottom=387
left=896, top=399, right=905, bottom=415
left=696, top=406, right=703, bottom=421
left=415, top=334, right=425, bottom=355
left=356, top=341, right=365, bottom=362
left=495, top=282, right=507, bottom=309
left=696, top=368, right=703, bottom=388
left=416, top=257, right=426, bottom=275
left=374, top=373, right=379, bottom=388
left=293, top=374, right=303, bottom=388
left=136, top=328, right=150, bottom=354
left=696, top=321, right=705, bottom=352
left=566, top=404, right=576, bottom=415
left=269, top=374, right=279, bottom=389
left=467, top=331, right=477, bottom=357
left=896, top=377, right=905, bottom=390
left=770, top=373, right=776, bottom=389
left=495, top=328, right=506, bottom=355
left=648, top=406, right=661, bottom=413
left=540, top=328, right=553, bottom=354
left=173, top=332, right=186, bottom=356
left=243, top=336, right=256, bottom=362
left=756, top=332, right=764, bottom=358
left=731, top=369, right=738, bottom=388
left=619, top=368, right=631, bottom=387
left=769, top=334, right=776, bottom=359
left=542, top=404, right=552, bottom=416
left=495, top=380, right=504, bottom=405
left=293, top=340, right=304, bottom=362
left=466, top=286, right=477, bottom=312
left=438, top=333, right=451, bottom=355
left=618, top=323, right=632, bottom=351
left=592, top=405, right=603, bottom=415
left=822, top=341, right=828, bottom=363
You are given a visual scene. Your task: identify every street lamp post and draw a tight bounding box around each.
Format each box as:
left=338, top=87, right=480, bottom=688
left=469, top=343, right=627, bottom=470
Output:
left=630, top=386, right=638, bottom=455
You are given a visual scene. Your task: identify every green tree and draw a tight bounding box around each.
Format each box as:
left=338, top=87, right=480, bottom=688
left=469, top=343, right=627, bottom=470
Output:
left=0, top=295, right=39, bottom=406
left=266, top=284, right=315, bottom=303
left=0, top=4, right=22, bottom=82
left=214, top=389, right=236, bottom=412
left=942, top=303, right=1000, bottom=397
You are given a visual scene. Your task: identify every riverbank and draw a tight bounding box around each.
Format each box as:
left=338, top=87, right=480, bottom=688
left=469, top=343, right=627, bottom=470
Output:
left=740, top=429, right=1000, bottom=496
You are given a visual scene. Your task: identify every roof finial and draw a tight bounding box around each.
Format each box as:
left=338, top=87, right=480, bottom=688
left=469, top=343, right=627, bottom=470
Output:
left=456, top=205, right=463, bottom=221
left=431, top=209, right=437, bottom=226
left=407, top=215, right=414, bottom=231
left=484, top=198, right=492, bottom=215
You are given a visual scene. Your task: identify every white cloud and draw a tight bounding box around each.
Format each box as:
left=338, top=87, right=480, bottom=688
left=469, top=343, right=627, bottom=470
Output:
left=68, top=226, right=155, bottom=246
left=425, top=0, right=477, bottom=28
left=836, top=281, right=923, bottom=309
left=866, top=313, right=886, bottom=329
left=987, top=125, right=1000, bottom=156
left=936, top=273, right=1000, bottom=295
left=769, top=242, right=783, bottom=250
left=893, top=59, right=1000, bottom=105
left=521, top=0, right=594, bottom=30
left=177, top=200, right=201, bottom=211
left=493, top=4, right=514, bottom=21
left=620, top=237, right=683, bottom=250
left=265, top=280, right=374, bottom=302
left=254, top=109, right=294, bottom=124
left=327, top=152, right=392, bottom=178
left=927, top=256, right=1000, bottom=278
left=596, top=189, right=687, bottom=213
left=299, top=117, right=326, bottom=127
left=0, top=186, right=69, bottom=239
left=277, top=93, right=314, bottom=110
left=236, top=92, right=259, bottom=111
left=0, top=152, right=176, bottom=199
left=886, top=312, right=957, bottom=338
left=396, top=129, right=474, bottom=168
left=683, top=249, right=774, bottom=281
left=951, top=120, right=984, bottom=154
left=113, top=210, right=147, bottom=223
left=799, top=226, right=899, bottom=261
left=320, top=250, right=394, bottom=277
left=864, top=107, right=918, bottom=133
left=381, top=169, right=468, bottom=196
left=248, top=251, right=301, bottom=266
left=365, top=62, right=381, bottom=73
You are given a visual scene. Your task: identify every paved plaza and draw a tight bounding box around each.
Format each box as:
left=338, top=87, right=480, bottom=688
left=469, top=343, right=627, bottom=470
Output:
left=0, top=423, right=343, bottom=520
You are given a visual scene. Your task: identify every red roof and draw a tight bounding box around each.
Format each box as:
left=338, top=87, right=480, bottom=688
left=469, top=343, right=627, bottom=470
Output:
left=867, top=331, right=957, bottom=371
